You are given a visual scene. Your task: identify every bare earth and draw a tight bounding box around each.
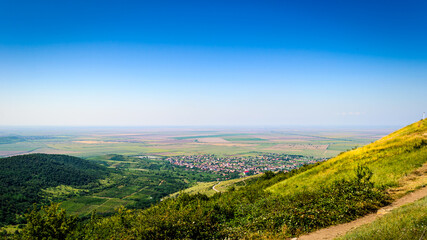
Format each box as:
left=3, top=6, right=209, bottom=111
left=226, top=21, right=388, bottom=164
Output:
left=195, top=137, right=229, bottom=143
left=297, top=186, right=427, bottom=240
left=73, top=141, right=121, bottom=144
left=212, top=182, right=221, bottom=192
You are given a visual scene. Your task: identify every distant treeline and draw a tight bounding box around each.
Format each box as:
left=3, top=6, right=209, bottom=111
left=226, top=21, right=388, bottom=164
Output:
left=0, top=136, right=54, bottom=145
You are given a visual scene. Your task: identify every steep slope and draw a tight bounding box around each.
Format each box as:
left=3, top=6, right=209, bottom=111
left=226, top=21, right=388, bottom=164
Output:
left=0, top=154, right=109, bottom=226
left=267, top=119, right=427, bottom=195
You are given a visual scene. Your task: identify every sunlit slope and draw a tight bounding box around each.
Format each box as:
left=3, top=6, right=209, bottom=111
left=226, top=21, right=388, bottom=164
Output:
left=168, top=174, right=262, bottom=198
left=267, top=119, right=427, bottom=195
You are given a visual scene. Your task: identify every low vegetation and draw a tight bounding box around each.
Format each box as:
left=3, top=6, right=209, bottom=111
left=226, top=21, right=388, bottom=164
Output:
left=339, top=196, right=427, bottom=240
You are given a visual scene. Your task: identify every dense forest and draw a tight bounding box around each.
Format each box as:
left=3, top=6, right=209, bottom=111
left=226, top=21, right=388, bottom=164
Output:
left=0, top=154, right=110, bottom=226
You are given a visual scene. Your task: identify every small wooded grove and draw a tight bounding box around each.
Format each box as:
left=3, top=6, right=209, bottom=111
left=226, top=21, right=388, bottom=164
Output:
left=9, top=165, right=391, bottom=239
left=0, top=154, right=109, bottom=226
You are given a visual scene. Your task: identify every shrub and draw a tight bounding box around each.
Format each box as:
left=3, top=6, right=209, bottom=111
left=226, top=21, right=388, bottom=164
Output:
left=21, top=203, right=78, bottom=240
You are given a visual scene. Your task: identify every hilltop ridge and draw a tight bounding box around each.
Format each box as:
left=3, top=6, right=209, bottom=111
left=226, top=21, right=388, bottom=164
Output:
left=267, top=119, right=427, bottom=195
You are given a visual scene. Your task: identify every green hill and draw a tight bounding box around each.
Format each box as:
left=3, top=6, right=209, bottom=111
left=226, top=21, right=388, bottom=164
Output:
left=10, top=120, right=427, bottom=239
left=0, top=154, right=109, bottom=226
left=267, top=119, right=427, bottom=195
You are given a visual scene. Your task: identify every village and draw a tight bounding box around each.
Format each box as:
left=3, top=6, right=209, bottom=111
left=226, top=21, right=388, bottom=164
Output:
left=166, top=153, right=327, bottom=175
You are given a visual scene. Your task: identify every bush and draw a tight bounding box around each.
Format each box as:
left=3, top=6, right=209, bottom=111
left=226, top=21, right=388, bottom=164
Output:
left=21, top=203, right=78, bottom=240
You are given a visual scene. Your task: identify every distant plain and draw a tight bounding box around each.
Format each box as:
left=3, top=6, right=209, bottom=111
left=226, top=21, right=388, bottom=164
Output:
left=0, top=127, right=395, bottom=159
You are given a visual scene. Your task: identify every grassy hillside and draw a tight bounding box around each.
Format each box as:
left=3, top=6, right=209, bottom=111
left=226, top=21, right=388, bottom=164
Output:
left=168, top=174, right=262, bottom=198
left=267, top=119, right=427, bottom=195
left=0, top=154, right=110, bottom=226
left=339, top=196, right=427, bottom=240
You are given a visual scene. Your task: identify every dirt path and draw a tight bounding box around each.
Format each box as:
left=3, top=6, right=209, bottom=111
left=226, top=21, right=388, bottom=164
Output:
left=93, top=198, right=111, bottom=211
left=92, top=196, right=113, bottom=200
left=122, top=187, right=146, bottom=199
left=297, top=186, right=427, bottom=240
left=212, top=182, right=221, bottom=192
left=158, top=180, right=165, bottom=186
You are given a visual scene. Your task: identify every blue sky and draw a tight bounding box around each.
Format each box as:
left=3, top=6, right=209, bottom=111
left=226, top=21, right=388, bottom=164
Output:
left=0, top=0, right=426, bottom=126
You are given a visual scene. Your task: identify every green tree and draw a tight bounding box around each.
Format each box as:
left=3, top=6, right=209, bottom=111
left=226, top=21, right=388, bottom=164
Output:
left=21, top=203, right=77, bottom=240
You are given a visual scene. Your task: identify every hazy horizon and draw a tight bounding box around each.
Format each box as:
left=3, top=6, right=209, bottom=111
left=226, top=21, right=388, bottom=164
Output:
left=0, top=124, right=403, bottom=135
left=1, top=1, right=426, bottom=127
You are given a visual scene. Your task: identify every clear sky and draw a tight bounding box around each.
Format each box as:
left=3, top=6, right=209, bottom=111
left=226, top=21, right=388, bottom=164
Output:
left=0, top=0, right=426, bottom=127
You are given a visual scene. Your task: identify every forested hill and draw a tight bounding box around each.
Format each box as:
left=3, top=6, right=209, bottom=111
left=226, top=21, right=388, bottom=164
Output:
left=0, top=154, right=109, bottom=226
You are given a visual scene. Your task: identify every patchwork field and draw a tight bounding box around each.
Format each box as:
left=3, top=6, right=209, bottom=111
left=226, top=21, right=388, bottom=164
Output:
left=0, top=127, right=395, bottom=159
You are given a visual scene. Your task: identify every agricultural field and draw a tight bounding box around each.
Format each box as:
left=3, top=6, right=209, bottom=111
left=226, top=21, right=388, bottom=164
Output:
left=0, top=126, right=394, bottom=159
left=57, top=154, right=229, bottom=217
left=0, top=153, right=230, bottom=227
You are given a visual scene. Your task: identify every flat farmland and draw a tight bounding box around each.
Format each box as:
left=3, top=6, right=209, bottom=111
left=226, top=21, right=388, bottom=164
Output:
left=0, top=127, right=396, bottom=159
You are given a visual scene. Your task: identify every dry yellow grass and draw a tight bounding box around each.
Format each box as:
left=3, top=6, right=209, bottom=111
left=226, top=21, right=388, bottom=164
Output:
left=267, top=119, right=427, bottom=195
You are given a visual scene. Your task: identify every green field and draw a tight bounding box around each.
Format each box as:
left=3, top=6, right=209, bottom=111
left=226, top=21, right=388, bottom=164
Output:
left=55, top=154, right=231, bottom=217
